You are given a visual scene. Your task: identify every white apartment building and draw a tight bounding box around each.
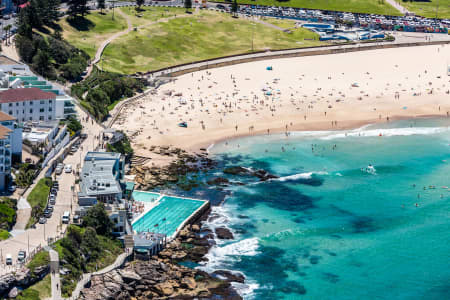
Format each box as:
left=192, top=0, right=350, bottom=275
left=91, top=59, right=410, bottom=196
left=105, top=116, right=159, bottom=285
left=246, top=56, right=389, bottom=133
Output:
left=0, top=88, right=56, bottom=123
left=0, top=113, right=14, bottom=190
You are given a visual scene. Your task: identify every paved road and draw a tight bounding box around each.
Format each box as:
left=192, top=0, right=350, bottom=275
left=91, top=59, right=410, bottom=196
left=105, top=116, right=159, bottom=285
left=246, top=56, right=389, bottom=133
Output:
left=0, top=106, right=103, bottom=274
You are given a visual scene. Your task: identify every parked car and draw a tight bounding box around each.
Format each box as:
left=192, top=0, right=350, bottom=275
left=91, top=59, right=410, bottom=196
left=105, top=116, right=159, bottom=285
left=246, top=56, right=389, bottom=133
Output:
left=44, top=209, right=52, bottom=218
left=70, top=146, right=77, bottom=154
left=73, top=214, right=80, bottom=224
left=46, top=205, right=54, bottom=212
left=17, top=250, right=26, bottom=262
left=62, top=211, right=70, bottom=224
left=8, top=185, right=16, bottom=193
left=51, top=188, right=58, bottom=195
left=49, top=194, right=56, bottom=205
left=55, top=166, right=63, bottom=175
left=64, top=164, right=72, bottom=173
left=25, top=158, right=32, bottom=163
left=39, top=217, right=47, bottom=224
left=5, top=254, right=12, bottom=265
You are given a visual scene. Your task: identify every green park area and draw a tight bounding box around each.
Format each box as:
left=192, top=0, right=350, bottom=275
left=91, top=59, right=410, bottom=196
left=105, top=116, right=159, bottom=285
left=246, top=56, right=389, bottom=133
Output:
left=101, top=10, right=325, bottom=74
left=26, top=178, right=52, bottom=228
left=396, top=0, right=450, bottom=19
left=214, top=0, right=402, bottom=15
left=119, top=6, right=187, bottom=27
left=60, top=11, right=127, bottom=58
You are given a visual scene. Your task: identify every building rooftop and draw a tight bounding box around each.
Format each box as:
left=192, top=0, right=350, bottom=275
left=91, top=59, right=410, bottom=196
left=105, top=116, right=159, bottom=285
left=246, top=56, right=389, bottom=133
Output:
left=79, top=152, right=123, bottom=198
left=0, top=124, right=12, bottom=139
left=0, top=87, right=56, bottom=103
left=85, top=151, right=122, bottom=161
left=0, top=111, right=15, bottom=122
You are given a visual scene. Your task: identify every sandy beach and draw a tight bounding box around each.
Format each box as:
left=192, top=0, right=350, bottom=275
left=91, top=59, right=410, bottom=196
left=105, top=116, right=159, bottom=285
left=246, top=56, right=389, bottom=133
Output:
left=113, top=44, right=450, bottom=164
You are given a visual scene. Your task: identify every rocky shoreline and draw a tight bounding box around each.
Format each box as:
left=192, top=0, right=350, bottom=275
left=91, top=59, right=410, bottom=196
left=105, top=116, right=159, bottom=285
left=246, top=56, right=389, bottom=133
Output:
left=82, top=145, right=278, bottom=300
left=80, top=219, right=242, bottom=300
left=130, top=146, right=215, bottom=191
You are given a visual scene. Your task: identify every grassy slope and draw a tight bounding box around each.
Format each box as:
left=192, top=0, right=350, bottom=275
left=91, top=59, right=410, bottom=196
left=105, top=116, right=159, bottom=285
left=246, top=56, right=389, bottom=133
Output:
left=27, top=250, right=50, bottom=273
left=396, top=0, right=450, bottom=19
left=27, top=178, right=52, bottom=210
left=103, top=11, right=325, bottom=74
left=119, top=6, right=187, bottom=27
left=214, top=0, right=402, bottom=15
left=0, top=229, right=10, bottom=240
left=26, top=178, right=52, bottom=228
left=16, top=275, right=51, bottom=300
left=60, top=11, right=127, bottom=58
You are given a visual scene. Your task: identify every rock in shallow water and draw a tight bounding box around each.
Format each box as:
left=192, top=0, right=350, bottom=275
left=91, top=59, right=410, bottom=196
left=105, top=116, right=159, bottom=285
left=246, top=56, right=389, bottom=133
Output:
left=215, top=227, right=234, bottom=240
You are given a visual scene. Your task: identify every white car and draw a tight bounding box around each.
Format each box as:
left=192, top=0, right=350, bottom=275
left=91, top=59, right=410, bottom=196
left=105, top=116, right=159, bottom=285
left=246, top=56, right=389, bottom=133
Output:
left=64, top=164, right=72, bottom=173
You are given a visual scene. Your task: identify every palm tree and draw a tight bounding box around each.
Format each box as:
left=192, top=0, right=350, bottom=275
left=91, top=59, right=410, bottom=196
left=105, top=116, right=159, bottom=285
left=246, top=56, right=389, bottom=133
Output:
left=4, top=24, right=12, bottom=46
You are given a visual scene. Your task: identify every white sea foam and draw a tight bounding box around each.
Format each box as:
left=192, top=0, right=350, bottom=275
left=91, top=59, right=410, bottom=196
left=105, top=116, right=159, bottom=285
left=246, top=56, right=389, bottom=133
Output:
left=231, top=281, right=262, bottom=300
left=200, top=237, right=260, bottom=271
left=321, top=127, right=446, bottom=140
left=275, top=171, right=329, bottom=181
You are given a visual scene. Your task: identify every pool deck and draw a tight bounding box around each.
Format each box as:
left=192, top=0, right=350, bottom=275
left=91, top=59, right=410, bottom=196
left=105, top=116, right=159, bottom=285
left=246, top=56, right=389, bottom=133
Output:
left=131, top=191, right=210, bottom=240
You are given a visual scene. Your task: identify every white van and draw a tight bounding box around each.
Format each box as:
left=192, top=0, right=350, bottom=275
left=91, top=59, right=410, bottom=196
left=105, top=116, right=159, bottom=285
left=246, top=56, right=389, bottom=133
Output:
left=62, top=211, right=70, bottom=224
left=5, top=254, right=12, bottom=265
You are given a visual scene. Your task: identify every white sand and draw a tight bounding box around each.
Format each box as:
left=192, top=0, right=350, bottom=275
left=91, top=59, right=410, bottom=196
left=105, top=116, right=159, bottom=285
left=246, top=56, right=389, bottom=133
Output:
left=113, top=44, right=450, bottom=163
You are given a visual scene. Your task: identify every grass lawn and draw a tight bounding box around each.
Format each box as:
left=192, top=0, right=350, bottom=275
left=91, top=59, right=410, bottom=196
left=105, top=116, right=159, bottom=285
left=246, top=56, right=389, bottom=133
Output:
left=0, top=229, right=10, bottom=240
left=27, top=178, right=52, bottom=210
left=265, top=18, right=300, bottom=29
left=60, top=11, right=127, bottom=58
left=17, top=274, right=51, bottom=300
left=396, top=0, right=450, bottom=19
left=119, top=6, right=187, bottom=27
left=214, top=0, right=402, bottom=15
left=26, top=178, right=52, bottom=228
left=27, top=250, right=50, bottom=273
left=102, top=11, right=326, bottom=74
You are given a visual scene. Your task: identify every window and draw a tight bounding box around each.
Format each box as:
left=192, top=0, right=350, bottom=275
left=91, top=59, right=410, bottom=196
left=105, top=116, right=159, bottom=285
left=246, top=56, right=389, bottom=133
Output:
left=8, top=103, right=12, bottom=107
left=49, top=116, right=52, bottom=120
left=16, top=103, right=19, bottom=106
left=29, top=109, right=33, bottom=113
left=39, top=108, right=44, bottom=113
left=40, top=100, right=45, bottom=104
left=22, top=118, right=25, bottom=122
left=29, top=101, right=33, bottom=105
left=8, top=111, right=12, bottom=115
left=49, top=107, right=52, bottom=111
left=39, top=116, right=44, bottom=121
left=29, top=117, right=32, bottom=121
left=49, top=100, right=52, bottom=104
left=22, top=102, right=25, bottom=106
left=22, top=110, right=24, bottom=114
left=0, top=104, right=2, bottom=109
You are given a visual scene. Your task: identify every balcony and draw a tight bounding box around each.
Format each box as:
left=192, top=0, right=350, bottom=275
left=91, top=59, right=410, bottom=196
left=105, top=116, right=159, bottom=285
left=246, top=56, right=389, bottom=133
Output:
left=64, top=101, right=75, bottom=107
left=64, top=108, right=77, bottom=115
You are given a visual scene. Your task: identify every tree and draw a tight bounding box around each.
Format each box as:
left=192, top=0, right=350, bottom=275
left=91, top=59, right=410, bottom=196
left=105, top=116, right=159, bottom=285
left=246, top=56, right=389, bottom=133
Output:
left=97, top=0, right=105, bottom=13
left=46, top=0, right=61, bottom=24
left=136, top=0, right=144, bottom=10
left=15, top=35, right=36, bottom=63
left=231, top=0, right=238, bottom=16
left=4, top=25, right=12, bottom=46
left=32, top=49, right=55, bottom=79
left=184, top=0, right=192, bottom=12
left=82, top=203, right=113, bottom=236
left=67, top=0, right=88, bottom=17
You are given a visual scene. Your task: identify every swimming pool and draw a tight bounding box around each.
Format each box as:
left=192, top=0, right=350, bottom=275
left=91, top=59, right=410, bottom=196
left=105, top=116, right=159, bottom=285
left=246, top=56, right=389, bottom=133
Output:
left=132, top=191, right=161, bottom=202
left=132, top=194, right=207, bottom=237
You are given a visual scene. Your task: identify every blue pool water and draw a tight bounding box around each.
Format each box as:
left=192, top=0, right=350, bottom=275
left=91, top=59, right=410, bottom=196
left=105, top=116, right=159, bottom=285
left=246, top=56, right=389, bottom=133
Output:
left=200, top=118, right=450, bottom=299
left=132, top=191, right=161, bottom=202
left=132, top=195, right=206, bottom=237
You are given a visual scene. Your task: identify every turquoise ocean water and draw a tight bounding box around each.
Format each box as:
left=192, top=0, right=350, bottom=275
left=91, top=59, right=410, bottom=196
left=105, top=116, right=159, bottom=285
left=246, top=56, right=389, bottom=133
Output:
left=197, top=118, right=450, bottom=300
